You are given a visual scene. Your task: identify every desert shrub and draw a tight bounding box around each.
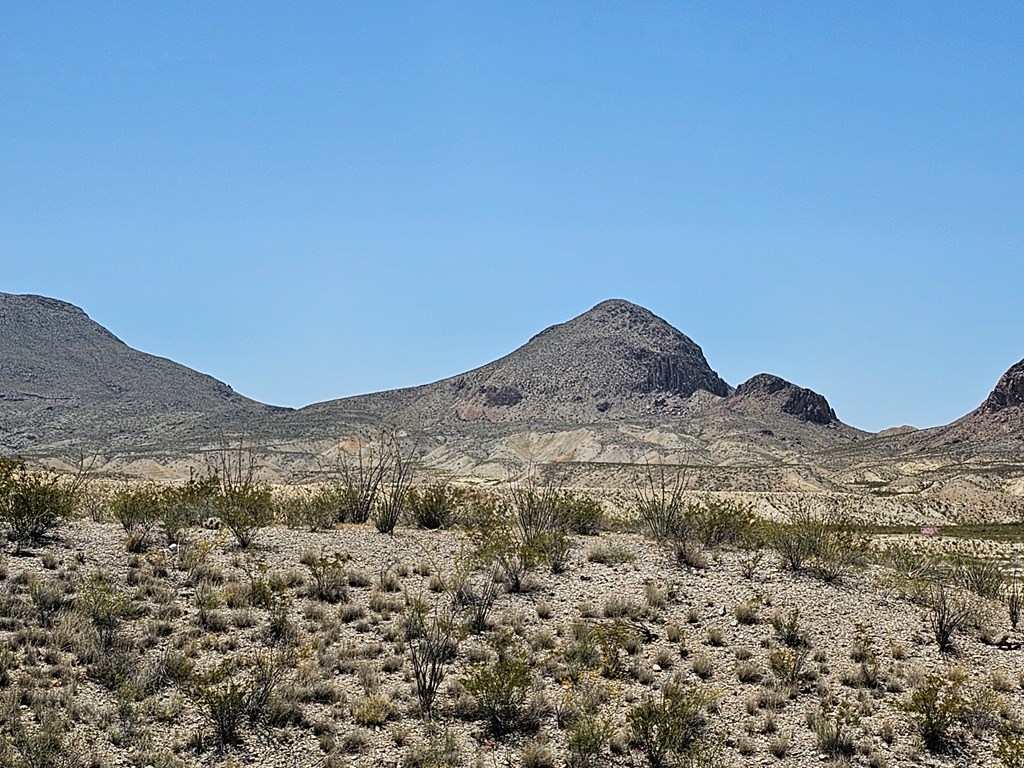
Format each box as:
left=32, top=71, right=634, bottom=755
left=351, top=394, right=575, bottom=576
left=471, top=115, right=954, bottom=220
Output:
left=404, top=600, right=460, bottom=717
left=27, top=576, right=69, bottom=627
left=692, top=499, right=758, bottom=550
left=733, top=599, right=760, bottom=625
left=373, top=436, right=416, bottom=535
left=997, top=724, right=1024, bottom=768
left=0, top=458, right=82, bottom=551
left=926, top=583, right=973, bottom=653
left=2, top=704, right=77, bottom=768
left=903, top=668, right=972, bottom=752
left=214, top=484, right=275, bottom=548
left=450, top=563, right=500, bottom=634
left=626, top=677, right=714, bottom=768
left=160, top=469, right=219, bottom=542
left=951, top=553, right=1005, bottom=600
left=191, top=648, right=295, bottom=750
left=335, top=437, right=397, bottom=524
left=401, top=727, right=461, bottom=768
left=734, top=660, right=763, bottom=684
left=587, top=540, right=635, bottom=565
left=771, top=505, right=868, bottom=580
left=466, top=495, right=539, bottom=592
left=566, top=707, right=614, bottom=768
left=633, top=462, right=689, bottom=541
left=812, top=697, right=859, bottom=757
left=300, top=548, right=350, bottom=603
left=556, top=492, right=605, bottom=535
left=109, top=484, right=163, bottom=551
left=407, top=482, right=462, bottom=530
left=279, top=485, right=344, bottom=532
left=771, top=608, right=809, bottom=648
left=461, top=629, right=534, bottom=735
left=76, top=571, right=131, bottom=650
left=884, top=542, right=939, bottom=581
left=352, top=693, right=392, bottom=725
left=768, top=646, right=812, bottom=691
left=846, top=623, right=881, bottom=689
left=562, top=622, right=603, bottom=681
left=507, top=477, right=579, bottom=573
left=1006, top=573, right=1022, bottom=631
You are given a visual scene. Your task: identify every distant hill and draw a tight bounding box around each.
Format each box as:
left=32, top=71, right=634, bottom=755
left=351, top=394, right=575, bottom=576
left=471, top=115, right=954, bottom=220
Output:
left=920, top=357, right=1024, bottom=449
left=290, top=299, right=732, bottom=430
left=2, top=292, right=1022, bottom=521
left=0, top=293, right=280, bottom=455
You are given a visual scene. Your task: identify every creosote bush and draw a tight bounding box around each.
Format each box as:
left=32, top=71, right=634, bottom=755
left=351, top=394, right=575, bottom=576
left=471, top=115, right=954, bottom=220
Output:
left=627, top=676, right=715, bottom=768
left=109, top=483, right=163, bottom=551
left=407, top=482, right=463, bottom=530
left=461, top=629, right=534, bottom=735
left=0, top=457, right=84, bottom=551
left=902, top=668, right=974, bottom=752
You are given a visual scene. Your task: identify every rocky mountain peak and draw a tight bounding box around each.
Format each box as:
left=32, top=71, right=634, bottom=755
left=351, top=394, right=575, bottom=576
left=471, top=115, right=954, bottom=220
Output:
left=981, top=358, right=1024, bottom=413
left=727, top=373, right=838, bottom=425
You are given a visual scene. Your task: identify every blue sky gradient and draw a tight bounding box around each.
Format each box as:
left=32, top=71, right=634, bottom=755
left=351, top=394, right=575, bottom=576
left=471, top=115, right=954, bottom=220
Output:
left=2, top=3, right=1022, bottom=431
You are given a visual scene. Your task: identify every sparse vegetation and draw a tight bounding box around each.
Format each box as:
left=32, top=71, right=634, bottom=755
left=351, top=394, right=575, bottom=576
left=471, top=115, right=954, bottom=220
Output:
left=0, top=458, right=1020, bottom=768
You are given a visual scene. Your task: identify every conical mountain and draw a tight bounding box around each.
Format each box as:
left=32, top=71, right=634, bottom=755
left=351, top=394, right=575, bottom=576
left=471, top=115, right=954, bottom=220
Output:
left=0, top=293, right=276, bottom=453
left=292, top=299, right=731, bottom=429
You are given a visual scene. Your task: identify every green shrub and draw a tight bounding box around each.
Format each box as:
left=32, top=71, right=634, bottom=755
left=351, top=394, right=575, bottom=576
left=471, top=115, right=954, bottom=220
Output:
left=76, top=571, right=131, bottom=650
left=109, top=484, right=163, bottom=551
left=626, top=678, right=714, bottom=768
left=771, top=505, right=868, bottom=580
left=279, top=484, right=344, bottom=531
left=407, top=482, right=462, bottom=529
left=214, top=484, right=275, bottom=548
left=191, top=648, right=295, bottom=750
left=556, top=492, right=605, bottom=535
left=162, top=468, right=219, bottom=539
left=566, top=708, right=613, bottom=768
left=903, top=668, right=971, bottom=752
left=467, top=494, right=539, bottom=592
left=461, top=629, right=533, bottom=735
left=300, top=548, right=350, bottom=603
left=0, top=458, right=81, bottom=551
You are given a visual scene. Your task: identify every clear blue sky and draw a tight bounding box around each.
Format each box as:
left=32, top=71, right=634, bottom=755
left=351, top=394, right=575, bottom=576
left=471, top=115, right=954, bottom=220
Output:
left=2, top=3, right=1022, bottom=431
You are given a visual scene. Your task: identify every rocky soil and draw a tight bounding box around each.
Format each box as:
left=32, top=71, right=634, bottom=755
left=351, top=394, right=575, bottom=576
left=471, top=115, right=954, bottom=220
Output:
left=1, top=508, right=1022, bottom=768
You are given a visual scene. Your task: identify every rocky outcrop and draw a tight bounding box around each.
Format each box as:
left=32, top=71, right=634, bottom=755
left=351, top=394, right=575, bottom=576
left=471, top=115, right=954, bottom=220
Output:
left=981, top=358, right=1024, bottom=413
left=726, top=373, right=838, bottom=425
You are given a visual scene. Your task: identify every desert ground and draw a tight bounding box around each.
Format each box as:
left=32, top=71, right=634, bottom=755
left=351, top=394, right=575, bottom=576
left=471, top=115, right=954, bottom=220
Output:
left=1, top=460, right=1023, bottom=768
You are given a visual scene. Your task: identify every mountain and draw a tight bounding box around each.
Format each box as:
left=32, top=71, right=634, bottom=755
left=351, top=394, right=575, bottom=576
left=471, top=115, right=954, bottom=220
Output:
left=290, top=299, right=732, bottom=431
left=0, top=293, right=279, bottom=455
left=4, top=291, right=1021, bottom=521
left=921, top=357, right=1024, bottom=448
left=725, top=373, right=839, bottom=426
